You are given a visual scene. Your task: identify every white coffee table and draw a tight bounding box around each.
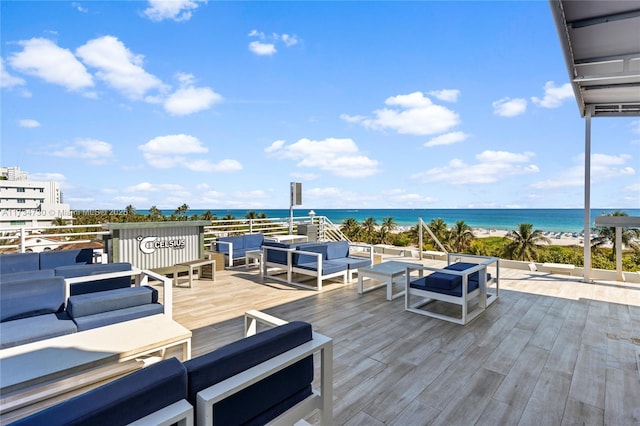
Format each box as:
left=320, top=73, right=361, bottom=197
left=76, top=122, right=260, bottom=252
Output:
left=245, top=250, right=263, bottom=277
left=357, top=261, right=422, bottom=301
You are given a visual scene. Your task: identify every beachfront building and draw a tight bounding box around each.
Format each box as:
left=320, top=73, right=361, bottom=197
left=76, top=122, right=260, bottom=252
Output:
left=0, top=166, right=72, bottom=228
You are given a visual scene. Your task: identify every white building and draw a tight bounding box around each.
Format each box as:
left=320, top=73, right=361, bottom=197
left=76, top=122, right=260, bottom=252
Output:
left=0, top=166, right=72, bottom=227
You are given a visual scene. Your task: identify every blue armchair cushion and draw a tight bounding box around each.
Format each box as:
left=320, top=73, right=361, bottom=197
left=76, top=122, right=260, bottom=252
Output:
left=66, top=286, right=158, bottom=319
left=39, top=248, right=93, bottom=270
left=410, top=276, right=480, bottom=297
left=0, top=313, right=77, bottom=349
left=184, top=321, right=313, bottom=426
left=292, top=243, right=328, bottom=265
left=54, top=262, right=133, bottom=295
left=1, top=269, right=55, bottom=282
left=10, top=357, right=188, bottom=426
left=215, top=236, right=244, bottom=254
left=295, top=260, right=348, bottom=275
left=0, top=252, right=39, bottom=274
left=443, top=262, right=481, bottom=283
left=330, top=256, right=371, bottom=270
left=263, top=241, right=293, bottom=265
left=0, top=277, right=66, bottom=321
left=71, top=304, right=164, bottom=331
left=326, top=241, right=349, bottom=260
left=243, top=234, right=264, bottom=250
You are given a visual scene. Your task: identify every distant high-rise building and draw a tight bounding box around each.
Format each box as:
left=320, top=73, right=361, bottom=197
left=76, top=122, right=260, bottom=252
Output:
left=0, top=166, right=72, bottom=227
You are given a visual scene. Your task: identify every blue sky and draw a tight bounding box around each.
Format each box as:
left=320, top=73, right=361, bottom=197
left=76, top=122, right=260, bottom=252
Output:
left=2, top=0, right=638, bottom=211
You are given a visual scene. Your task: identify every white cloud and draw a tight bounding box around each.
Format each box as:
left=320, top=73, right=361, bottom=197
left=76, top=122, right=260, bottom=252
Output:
left=249, top=41, right=276, bottom=56
left=125, top=182, right=185, bottom=193
left=29, top=172, right=66, bottom=182
left=8, top=38, right=93, bottom=91
left=531, top=81, right=574, bottom=108
left=492, top=97, right=527, bottom=117
left=19, top=119, right=40, bottom=128
left=248, top=30, right=300, bottom=56
left=265, top=137, right=381, bottom=178
left=164, top=73, right=223, bottom=115
left=530, top=153, right=635, bottom=189
left=51, top=139, right=114, bottom=164
left=341, top=91, right=460, bottom=136
left=412, top=150, right=538, bottom=184
left=629, top=119, right=640, bottom=135
left=76, top=36, right=166, bottom=100
left=424, top=131, right=469, bottom=147
left=143, top=0, right=202, bottom=22
left=1, top=58, right=26, bottom=88
left=139, top=134, right=242, bottom=172
left=428, top=89, right=460, bottom=102
left=71, top=2, right=88, bottom=13
left=384, top=189, right=437, bottom=205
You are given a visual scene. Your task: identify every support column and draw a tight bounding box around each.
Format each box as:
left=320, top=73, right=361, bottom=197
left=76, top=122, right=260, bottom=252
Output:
left=615, top=227, right=623, bottom=281
left=583, top=110, right=592, bottom=283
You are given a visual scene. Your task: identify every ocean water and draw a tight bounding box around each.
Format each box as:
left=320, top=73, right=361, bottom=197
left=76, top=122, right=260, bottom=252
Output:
left=156, top=208, right=640, bottom=233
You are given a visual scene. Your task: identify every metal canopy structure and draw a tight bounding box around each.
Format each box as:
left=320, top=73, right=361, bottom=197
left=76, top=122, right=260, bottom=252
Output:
left=549, top=0, right=640, bottom=282
left=550, top=0, right=640, bottom=117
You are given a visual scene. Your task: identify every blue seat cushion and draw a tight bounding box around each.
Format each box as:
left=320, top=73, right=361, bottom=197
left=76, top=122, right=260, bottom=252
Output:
left=11, top=357, right=188, bottom=426
left=1, top=269, right=55, bottom=282
left=330, top=256, right=371, bottom=270
left=443, top=262, right=480, bottom=282
left=71, top=303, right=164, bottom=331
left=0, top=277, right=66, bottom=321
left=293, top=243, right=328, bottom=265
left=0, top=252, right=40, bottom=274
left=54, top=263, right=133, bottom=295
left=410, top=275, right=480, bottom=297
left=295, top=260, right=348, bottom=275
left=184, top=321, right=313, bottom=426
left=232, top=247, right=248, bottom=259
left=326, top=241, right=349, bottom=260
left=66, top=286, right=158, bottom=319
left=39, top=248, right=93, bottom=270
left=0, top=313, right=77, bottom=349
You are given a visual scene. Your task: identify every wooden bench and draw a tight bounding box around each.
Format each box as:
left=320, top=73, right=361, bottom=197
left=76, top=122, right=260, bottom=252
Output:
left=542, top=262, right=575, bottom=275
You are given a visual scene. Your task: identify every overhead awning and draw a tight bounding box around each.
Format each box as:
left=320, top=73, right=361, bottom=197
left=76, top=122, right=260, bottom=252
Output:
left=549, top=0, right=640, bottom=117
left=549, top=1, right=640, bottom=283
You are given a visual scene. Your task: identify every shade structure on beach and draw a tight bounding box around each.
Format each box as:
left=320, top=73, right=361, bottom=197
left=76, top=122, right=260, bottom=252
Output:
left=549, top=0, right=640, bottom=282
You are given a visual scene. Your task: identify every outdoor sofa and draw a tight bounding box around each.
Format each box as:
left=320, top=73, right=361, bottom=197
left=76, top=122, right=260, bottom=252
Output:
left=11, top=312, right=333, bottom=426
left=0, top=266, right=169, bottom=349
left=262, top=240, right=373, bottom=291
left=211, top=234, right=265, bottom=268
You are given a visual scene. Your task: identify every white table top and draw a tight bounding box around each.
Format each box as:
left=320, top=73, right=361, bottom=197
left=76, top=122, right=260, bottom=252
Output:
left=267, top=234, right=308, bottom=243
left=358, top=261, right=422, bottom=276
left=0, top=314, right=191, bottom=391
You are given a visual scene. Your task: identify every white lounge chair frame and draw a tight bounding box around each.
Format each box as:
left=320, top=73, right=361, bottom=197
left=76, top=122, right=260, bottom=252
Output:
left=196, top=311, right=333, bottom=426
left=129, top=399, right=193, bottom=426
left=405, top=254, right=499, bottom=325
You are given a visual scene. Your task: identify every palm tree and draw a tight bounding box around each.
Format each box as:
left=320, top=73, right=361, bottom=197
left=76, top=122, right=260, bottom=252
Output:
left=340, top=217, right=361, bottom=240
left=427, top=218, right=449, bottom=247
left=173, top=203, right=190, bottom=221
left=591, top=211, right=640, bottom=259
left=448, top=220, right=475, bottom=253
left=379, top=216, right=397, bottom=244
left=360, top=217, right=378, bottom=244
left=148, top=206, right=163, bottom=221
left=200, top=210, right=216, bottom=221
left=504, top=223, right=551, bottom=261
left=245, top=211, right=259, bottom=219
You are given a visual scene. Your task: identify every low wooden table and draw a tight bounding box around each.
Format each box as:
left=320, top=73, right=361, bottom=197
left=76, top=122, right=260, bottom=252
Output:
left=358, top=261, right=422, bottom=301
left=174, top=258, right=216, bottom=287
left=0, top=314, right=192, bottom=420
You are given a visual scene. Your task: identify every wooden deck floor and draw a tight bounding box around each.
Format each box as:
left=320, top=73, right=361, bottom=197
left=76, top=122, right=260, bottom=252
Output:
left=171, top=258, right=640, bottom=426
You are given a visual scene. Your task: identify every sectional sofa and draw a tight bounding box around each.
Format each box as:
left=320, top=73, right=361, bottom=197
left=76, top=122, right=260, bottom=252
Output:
left=263, top=240, right=374, bottom=290
left=10, top=315, right=333, bottom=426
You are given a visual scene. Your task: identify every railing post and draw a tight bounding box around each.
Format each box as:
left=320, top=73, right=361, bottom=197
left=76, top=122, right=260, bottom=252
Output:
left=418, top=219, right=423, bottom=261
left=20, top=227, right=26, bottom=253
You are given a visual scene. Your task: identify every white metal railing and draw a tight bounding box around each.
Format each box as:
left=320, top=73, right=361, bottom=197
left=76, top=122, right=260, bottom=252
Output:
left=0, top=216, right=349, bottom=253
left=0, top=225, right=109, bottom=253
